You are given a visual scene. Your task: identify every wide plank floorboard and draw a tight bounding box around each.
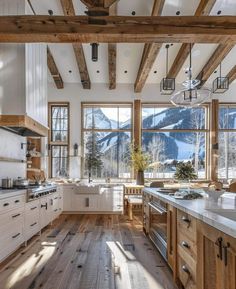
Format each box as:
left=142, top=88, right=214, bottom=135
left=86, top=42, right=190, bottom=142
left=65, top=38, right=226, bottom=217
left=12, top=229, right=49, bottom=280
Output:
left=0, top=214, right=177, bottom=289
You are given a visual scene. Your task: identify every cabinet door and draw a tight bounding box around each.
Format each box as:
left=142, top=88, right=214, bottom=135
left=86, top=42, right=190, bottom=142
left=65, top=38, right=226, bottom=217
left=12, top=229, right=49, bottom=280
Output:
left=72, top=194, right=98, bottom=211
left=167, top=205, right=177, bottom=274
left=63, top=185, right=74, bottom=211
left=197, top=221, right=225, bottom=289
left=40, top=196, right=51, bottom=229
left=221, top=234, right=236, bottom=289
left=99, top=188, right=113, bottom=211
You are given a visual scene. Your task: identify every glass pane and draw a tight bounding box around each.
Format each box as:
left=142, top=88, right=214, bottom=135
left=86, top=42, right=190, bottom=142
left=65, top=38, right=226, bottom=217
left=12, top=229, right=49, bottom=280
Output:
left=142, top=132, right=206, bottom=178
left=219, top=107, right=236, bottom=129
left=118, top=107, right=132, bottom=129
left=218, top=132, right=236, bottom=179
left=83, top=107, right=118, bottom=129
left=83, top=131, right=131, bottom=178
left=142, top=107, right=206, bottom=130
left=51, top=146, right=68, bottom=178
left=52, top=131, right=68, bottom=142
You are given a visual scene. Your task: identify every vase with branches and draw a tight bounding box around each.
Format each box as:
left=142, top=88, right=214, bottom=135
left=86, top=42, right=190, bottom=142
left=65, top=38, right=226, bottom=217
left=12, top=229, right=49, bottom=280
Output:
left=130, top=144, right=150, bottom=185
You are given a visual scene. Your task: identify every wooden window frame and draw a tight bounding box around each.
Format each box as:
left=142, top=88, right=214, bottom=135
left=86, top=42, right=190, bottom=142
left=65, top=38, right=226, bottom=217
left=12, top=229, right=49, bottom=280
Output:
left=48, top=102, right=70, bottom=178
left=217, top=102, right=236, bottom=180
left=81, top=102, right=133, bottom=179
left=141, top=102, right=210, bottom=180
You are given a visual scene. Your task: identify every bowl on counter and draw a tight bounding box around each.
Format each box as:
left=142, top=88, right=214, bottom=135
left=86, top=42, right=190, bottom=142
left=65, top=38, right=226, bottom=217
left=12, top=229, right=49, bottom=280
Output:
left=206, top=189, right=225, bottom=202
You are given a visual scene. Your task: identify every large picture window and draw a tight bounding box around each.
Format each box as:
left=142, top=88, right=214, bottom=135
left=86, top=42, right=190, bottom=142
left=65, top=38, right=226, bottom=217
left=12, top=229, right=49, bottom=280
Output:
left=142, top=104, right=209, bottom=179
left=82, top=103, right=132, bottom=178
left=48, top=103, right=69, bottom=178
left=218, top=105, right=236, bottom=179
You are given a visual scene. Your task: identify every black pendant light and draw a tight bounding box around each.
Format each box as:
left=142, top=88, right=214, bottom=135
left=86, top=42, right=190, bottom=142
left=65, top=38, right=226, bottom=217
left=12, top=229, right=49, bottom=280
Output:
left=212, top=62, right=229, bottom=93
left=91, top=43, right=99, bottom=62
left=160, top=44, right=175, bottom=95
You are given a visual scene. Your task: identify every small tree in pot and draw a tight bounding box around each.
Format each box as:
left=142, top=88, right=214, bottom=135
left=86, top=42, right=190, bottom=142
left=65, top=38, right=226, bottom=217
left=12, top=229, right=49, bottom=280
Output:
left=130, top=145, right=150, bottom=185
left=174, top=161, right=197, bottom=182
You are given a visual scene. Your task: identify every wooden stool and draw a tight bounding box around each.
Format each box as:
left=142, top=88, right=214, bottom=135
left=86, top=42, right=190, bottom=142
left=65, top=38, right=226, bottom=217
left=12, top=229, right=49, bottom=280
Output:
left=127, top=196, right=143, bottom=221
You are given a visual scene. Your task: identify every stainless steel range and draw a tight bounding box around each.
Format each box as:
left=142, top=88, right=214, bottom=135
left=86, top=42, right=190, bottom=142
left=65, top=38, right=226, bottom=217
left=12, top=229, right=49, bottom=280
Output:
left=27, top=184, right=57, bottom=201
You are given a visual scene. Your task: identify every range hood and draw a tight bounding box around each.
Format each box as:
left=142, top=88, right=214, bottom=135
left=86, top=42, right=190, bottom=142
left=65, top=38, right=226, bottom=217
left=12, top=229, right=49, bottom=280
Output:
left=0, top=115, right=48, bottom=137
left=0, top=43, right=48, bottom=137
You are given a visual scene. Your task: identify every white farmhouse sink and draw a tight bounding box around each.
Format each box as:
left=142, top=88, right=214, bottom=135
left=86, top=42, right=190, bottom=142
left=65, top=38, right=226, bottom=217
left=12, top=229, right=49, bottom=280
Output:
left=74, top=184, right=100, bottom=194
left=206, top=208, right=236, bottom=222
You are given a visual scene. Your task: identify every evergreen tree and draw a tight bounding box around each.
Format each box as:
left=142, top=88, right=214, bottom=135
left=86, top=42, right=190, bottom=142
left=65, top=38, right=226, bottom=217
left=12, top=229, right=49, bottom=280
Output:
left=85, top=132, right=103, bottom=180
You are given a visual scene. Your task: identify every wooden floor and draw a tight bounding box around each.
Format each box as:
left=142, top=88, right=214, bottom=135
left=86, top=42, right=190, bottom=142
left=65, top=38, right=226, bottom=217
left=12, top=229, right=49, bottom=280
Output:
left=0, top=214, right=177, bottom=289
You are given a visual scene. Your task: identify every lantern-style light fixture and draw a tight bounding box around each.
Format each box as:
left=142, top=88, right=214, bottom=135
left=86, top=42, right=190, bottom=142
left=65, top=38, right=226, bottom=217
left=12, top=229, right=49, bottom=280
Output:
left=91, top=43, right=99, bottom=62
left=212, top=62, right=229, bottom=93
left=171, top=43, right=211, bottom=107
left=160, top=44, right=175, bottom=95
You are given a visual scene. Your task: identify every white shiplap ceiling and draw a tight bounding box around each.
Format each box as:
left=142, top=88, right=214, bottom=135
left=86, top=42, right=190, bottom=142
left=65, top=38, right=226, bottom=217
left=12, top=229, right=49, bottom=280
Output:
left=29, top=0, right=236, bottom=85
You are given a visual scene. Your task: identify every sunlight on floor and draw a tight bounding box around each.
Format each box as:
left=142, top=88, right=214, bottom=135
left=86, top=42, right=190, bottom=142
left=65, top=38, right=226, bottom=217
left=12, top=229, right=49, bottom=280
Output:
left=106, top=241, right=165, bottom=289
left=6, top=241, right=56, bottom=289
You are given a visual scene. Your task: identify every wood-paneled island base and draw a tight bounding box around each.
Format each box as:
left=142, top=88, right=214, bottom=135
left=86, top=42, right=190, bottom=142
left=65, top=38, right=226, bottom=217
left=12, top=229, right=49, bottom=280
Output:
left=0, top=214, right=177, bottom=289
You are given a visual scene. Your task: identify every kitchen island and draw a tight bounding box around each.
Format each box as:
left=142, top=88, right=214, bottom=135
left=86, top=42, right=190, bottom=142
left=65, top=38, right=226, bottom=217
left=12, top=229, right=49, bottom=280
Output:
left=143, top=187, right=236, bottom=289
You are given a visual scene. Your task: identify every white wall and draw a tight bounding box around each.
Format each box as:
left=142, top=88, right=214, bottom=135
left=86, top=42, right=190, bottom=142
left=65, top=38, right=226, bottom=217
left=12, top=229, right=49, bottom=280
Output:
left=0, top=128, right=26, bottom=182
left=48, top=82, right=236, bottom=178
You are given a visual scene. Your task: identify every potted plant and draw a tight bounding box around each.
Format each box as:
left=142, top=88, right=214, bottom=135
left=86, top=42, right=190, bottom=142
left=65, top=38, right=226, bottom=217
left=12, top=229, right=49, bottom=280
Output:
left=174, top=162, right=197, bottom=186
left=130, top=145, right=150, bottom=185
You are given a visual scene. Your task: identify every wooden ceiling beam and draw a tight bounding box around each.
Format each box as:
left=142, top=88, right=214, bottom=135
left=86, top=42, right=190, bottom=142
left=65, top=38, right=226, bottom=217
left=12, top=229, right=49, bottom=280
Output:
left=197, top=43, right=234, bottom=87
left=47, top=47, right=64, bottom=89
left=27, top=0, right=64, bottom=89
left=108, top=2, right=117, bottom=90
left=0, top=16, right=236, bottom=43
left=227, top=65, right=236, bottom=84
left=134, top=0, right=165, bottom=93
left=60, top=0, right=91, bottom=89
left=167, top=0, right=217, bottom=79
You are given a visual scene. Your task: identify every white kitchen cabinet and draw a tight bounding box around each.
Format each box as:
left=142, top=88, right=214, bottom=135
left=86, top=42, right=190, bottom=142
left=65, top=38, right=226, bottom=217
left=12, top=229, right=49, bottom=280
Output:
left=0, top=193, right=25, bottom=262
left=71, top=193, right=99, bottom=211
left=24, top=199, right=40, bottom=241
left=98, top=186, right=123, bottom=213
left=40, top=196, right=51, bottom=229
left=62, top=185, right=75, bottom=211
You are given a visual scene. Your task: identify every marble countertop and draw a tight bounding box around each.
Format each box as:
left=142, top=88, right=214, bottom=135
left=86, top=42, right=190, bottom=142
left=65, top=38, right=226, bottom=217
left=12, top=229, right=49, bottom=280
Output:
left=143, top=187, right=236, bottom=238
left=0, top=189, right=27, bottom=199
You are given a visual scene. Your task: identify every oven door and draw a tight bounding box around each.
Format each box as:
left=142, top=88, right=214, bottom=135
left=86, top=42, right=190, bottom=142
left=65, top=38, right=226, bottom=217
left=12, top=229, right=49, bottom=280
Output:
left=149, top=198, right=168, bottom=261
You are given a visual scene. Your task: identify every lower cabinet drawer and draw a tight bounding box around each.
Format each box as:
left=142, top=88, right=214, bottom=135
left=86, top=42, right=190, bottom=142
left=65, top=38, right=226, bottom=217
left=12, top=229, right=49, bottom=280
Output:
left=0, top=194, right=25, bottom=213
left=0, top=222, right=24, bottom=262
left=25, top=215, right=40, bottom=241
left=178, top=255, right=196, bottom=289
left=177, top=230, right=197, bottom=261
left=0, top=206, right=24, bottom=231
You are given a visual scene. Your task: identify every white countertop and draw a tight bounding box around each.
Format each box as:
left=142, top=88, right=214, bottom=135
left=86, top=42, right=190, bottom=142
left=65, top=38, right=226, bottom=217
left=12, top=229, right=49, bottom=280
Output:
left=143, top=187, right=236, bottom=238
left=0, top=189, right=27, bottom=199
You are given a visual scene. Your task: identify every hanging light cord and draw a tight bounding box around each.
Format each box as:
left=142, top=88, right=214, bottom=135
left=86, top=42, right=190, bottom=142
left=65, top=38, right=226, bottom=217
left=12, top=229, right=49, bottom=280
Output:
left=165, top=44, right=169, bottom=77
left=189, top=43, right=192, bottom=82
left=219, top=62, right=222, bottom=77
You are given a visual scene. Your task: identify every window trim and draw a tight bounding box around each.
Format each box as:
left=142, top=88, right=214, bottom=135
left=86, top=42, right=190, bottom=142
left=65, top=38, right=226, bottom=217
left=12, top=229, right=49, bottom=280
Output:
left=48, top=102, right=70, bottom=178
left=141, top=102, right=210, bottom=180
left=81, top=102, right=133, bottom=179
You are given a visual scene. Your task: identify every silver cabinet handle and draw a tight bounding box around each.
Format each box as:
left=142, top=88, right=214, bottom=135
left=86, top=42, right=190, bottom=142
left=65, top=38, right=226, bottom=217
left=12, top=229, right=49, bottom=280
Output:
left=31, top=206, right=37, bottom=210
left=30, top=222, right=37, bottom=227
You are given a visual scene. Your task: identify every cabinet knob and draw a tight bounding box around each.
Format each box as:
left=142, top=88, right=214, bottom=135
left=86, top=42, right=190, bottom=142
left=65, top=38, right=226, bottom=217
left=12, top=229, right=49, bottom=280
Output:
left=182, top=265, right=190, bottom=275
left=181, top=241, right=190, bottom=249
